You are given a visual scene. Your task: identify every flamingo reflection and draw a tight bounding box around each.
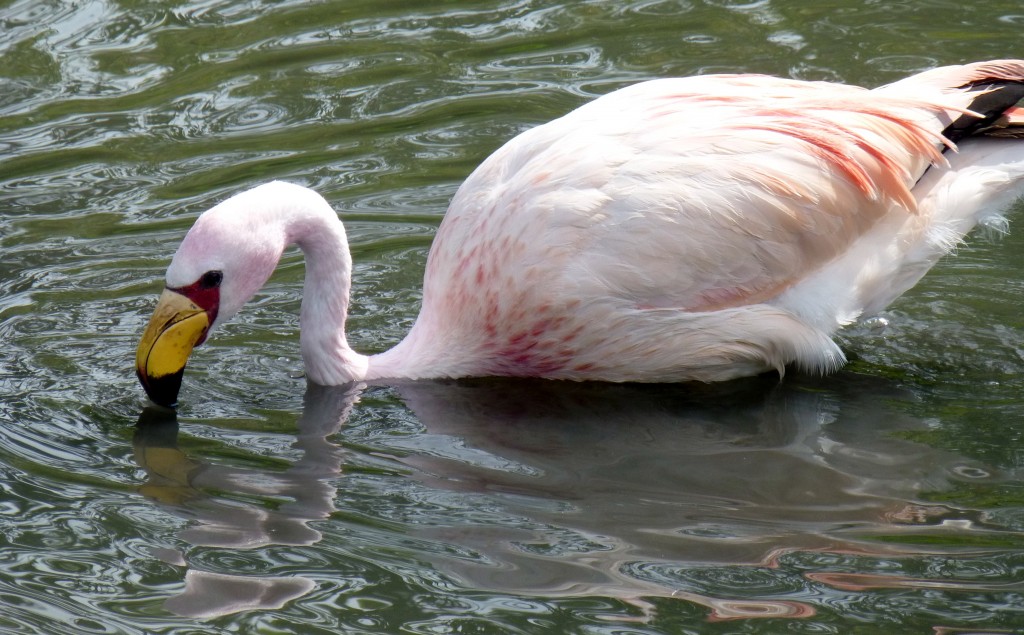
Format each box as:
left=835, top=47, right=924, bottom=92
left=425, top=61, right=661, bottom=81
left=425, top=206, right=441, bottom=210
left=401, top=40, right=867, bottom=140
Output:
left=133, top=374, right=1015, bottom=621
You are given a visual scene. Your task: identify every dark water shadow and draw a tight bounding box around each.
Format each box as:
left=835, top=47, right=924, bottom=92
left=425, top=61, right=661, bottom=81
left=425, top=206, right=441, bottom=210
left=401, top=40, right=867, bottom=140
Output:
left=386, top=373, right=1016, bottom=620
left=133, top=373, right=1014, bottom=621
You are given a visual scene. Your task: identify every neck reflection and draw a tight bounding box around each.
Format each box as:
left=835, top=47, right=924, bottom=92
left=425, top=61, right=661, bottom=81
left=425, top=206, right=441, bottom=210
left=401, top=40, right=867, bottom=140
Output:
left=133, top=384, right=359, bottom=618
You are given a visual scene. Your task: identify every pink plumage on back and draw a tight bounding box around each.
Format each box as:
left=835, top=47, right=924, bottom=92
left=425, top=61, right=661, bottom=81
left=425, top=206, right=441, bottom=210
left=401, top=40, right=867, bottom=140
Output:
left=375, top=60, right=1024, bottom=383
left=138, top=60, right=1024, bottom=405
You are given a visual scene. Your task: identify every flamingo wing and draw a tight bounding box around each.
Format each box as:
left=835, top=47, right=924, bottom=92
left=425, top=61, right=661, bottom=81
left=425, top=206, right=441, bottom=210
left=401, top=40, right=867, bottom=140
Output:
left=427, top=76, right=945, bottom=311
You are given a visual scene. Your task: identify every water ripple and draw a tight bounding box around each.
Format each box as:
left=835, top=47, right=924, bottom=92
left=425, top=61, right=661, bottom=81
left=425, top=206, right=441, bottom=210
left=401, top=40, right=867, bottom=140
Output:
left=4, top=0, right=1024, bottom=633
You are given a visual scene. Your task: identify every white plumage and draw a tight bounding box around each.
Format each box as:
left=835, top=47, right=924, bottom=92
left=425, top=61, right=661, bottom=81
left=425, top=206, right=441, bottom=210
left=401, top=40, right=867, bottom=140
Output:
left=137, top=60, right=1024, bottom=405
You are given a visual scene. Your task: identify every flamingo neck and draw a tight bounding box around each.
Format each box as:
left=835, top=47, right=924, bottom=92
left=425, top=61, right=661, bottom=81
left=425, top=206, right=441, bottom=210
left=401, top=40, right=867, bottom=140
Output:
left=285, top=210, right=370, bottom=384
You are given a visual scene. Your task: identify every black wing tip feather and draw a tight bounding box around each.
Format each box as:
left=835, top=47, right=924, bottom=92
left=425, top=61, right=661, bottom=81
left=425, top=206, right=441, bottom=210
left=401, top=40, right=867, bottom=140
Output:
left=943, top=81, right=1024, bottom=143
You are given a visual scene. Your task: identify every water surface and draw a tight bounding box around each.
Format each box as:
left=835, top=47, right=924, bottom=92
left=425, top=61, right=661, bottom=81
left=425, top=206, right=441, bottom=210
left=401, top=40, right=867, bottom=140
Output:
left=2, top=1, right=1024, bottom=633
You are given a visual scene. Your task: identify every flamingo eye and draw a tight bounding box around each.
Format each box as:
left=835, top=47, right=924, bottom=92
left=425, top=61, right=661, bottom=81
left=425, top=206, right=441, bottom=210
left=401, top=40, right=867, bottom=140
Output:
left=199, top=270, right=223, bottom=289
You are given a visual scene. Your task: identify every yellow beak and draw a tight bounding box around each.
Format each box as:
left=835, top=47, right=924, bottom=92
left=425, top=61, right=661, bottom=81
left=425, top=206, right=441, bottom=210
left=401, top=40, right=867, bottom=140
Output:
left=136, top=288, right=211, bottom=407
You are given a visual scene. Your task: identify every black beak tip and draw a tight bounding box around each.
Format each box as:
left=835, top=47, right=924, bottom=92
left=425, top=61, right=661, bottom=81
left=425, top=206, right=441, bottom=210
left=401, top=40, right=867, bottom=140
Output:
left=137, top=369, right=183, bottom=409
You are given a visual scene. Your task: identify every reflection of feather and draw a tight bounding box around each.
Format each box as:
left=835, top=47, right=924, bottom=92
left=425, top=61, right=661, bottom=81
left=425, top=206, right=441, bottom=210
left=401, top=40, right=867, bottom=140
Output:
left=387, top=374, right=997, bottom=620
left=164, top=571, right=315, bottom=620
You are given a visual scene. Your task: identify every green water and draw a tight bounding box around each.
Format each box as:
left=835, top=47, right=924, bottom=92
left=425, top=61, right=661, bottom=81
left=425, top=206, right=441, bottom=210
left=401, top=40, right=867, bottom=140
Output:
left=3, top=0, right=1024, bottom=632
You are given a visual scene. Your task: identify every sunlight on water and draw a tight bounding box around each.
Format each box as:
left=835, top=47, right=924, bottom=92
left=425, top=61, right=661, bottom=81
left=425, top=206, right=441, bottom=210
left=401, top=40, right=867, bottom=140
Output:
left=3, top=0, right=1024, bottom=633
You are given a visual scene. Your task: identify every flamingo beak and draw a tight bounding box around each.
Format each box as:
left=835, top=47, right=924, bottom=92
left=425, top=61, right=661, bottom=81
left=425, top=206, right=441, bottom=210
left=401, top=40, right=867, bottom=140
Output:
left=135, top=288, right=211, bottom=407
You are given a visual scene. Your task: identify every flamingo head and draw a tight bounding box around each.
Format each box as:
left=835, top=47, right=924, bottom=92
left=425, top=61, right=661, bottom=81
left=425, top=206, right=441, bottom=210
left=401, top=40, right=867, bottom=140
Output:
left=135, top=186, right=290, bottom=407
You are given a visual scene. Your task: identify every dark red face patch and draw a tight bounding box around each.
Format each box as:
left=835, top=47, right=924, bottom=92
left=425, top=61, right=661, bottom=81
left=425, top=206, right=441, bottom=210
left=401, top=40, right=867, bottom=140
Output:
left=168, top=271, right=222, bottom=346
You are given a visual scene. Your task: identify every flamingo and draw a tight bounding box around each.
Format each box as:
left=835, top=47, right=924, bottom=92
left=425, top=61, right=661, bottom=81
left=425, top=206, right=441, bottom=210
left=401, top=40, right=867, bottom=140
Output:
left=136, top=60, right=1024, bottom=407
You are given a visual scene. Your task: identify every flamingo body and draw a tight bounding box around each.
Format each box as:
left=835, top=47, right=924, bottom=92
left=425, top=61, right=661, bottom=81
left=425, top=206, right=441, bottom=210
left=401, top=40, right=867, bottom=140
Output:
left=137, top=60, right=1024, bottom=405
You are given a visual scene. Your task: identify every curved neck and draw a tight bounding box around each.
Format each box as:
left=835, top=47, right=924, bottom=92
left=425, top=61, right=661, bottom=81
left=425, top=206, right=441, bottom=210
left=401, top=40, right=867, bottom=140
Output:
left=285, top=206, right=369, bottom=384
